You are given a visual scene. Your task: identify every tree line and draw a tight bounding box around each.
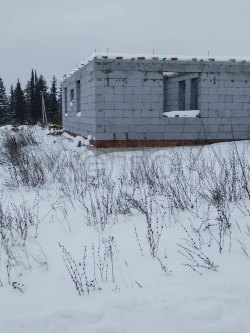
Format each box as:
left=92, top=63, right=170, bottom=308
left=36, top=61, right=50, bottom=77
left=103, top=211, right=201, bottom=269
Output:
left=0, top=70, right=62, bottom=126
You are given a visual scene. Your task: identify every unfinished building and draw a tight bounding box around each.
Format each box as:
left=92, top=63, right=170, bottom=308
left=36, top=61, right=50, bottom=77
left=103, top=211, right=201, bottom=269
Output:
left=62, top=54, right=250, bottom=147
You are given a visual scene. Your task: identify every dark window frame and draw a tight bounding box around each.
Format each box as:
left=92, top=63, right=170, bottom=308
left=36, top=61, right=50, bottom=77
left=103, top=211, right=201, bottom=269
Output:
left=76, top=80, right=81, bottom=114
left=178, top=80, right=186, bottom=111
left=190, top=77, right=199, bottom=110
left=64, top=87, right=68, bottom=114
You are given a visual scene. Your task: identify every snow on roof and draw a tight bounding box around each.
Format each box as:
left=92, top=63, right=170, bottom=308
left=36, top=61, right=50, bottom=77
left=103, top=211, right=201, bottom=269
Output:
left=63, top=53, right=250, bottom=80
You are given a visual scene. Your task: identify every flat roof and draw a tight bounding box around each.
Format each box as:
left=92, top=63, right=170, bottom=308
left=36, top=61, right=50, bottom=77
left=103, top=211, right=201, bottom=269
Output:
left=63, top=53, right=250, bottom=80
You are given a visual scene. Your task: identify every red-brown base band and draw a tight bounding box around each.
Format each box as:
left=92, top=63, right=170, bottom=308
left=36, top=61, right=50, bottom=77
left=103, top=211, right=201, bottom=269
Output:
left=63, top=132, right=241, bottom=148
left=90, top=139, right=239, bottom=148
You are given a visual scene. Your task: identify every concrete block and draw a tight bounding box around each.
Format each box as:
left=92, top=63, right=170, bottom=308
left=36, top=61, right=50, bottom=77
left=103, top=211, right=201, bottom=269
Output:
left=142, top=95, right=161, bottom=103
left=217, top=124, right=234, bottom=132
left=219, top=118, right=234, bottom=125
left=243, top=88, right=250, bottom=94
left=104, top=125, right=115, bottom=133
left=145, top=132, right=165, bottom=140
left=181, top=132, right=205, bottom=140
left=233, top=95, right=249, bottom=103
left=127, top=71, right=146, bottom=79
left=96, top=86, right=114, bottom=95
left=96, top=124, right=105, bottom=133
left=143, top=79, right=162, bottom=87
left=202, top=118, right=221, bottom=125
left=243, top=103, right=250, bottom=111
left=95, top=78, right=105, bottom=87
left=225, top=95, right=233, bottom=103
left=199, top=102, right=209, bottom=111
left=124, top=94, right=142, bottom=102
left=130, top=117, right=151, bottom=125
left=164, top=125, right=184, bottom=133
left=204, top=132, right=222, bottom=139
left=199, top=87, right=210, bottom=95
left=128, top=132, right=146, bottom=140
left=132, top=102, right=143, bottom=110
left=217, top=95, right=226, bottom=103
left=114, top=125, right=131, bottom=132
left=115, top=101, right=132, bottom=110
left=199, top=95, right=212, bottom=103
left=105, top=94, right=123, bottom=102
left=109, top=71, right=127, bottom=79
left=226, top=102, right=243, bottom=110
left=122, top=109, right=141, bottom=117
left=148, top=124, right=165, bottom=132
left=96, top=93, right=104, bottom=102
left=132, top=87, right=151, bottom=95
left=95, top=71, right=109, bottom=79
left=234, top=117, right=250, bottom=124
left=113, top=117, right=128, bottom=125
left=96, top=101, right=115, bottom=110
left=114, top=87, right=133, bottom=95
left=107, top=78, right=127, bottom=87
left=96, top=117, right=114, bottom=125
left=94, top=109, right=105, bottom=118
left=151, top=102, right=163, bottom=109
left=115, top=133, right=127, bottom=140
left=104, top=110, right=123, bottom=117
left=203, top=124, right=219, bottom=132
left=223, top=80, right=234, bottom=88
left=109, top=61, right=131, bottom=72
left=221, top=110, right=233, bottom=117
left=137, top=62, right=163, bottom=72
left=230, top=132, right=250, bottom=140
left=95, top=133, right=114, bottom=140
left=163, top=132, right=183, bottom=140
left=145, top=72, right=163, bottom=79
left=231, top=110, right=250, bottom=117
left=183, top=124, right=204, bottom=133
left=209, top=87, right=227, bottom=94
left=227, top=88, right=244, bottom=95
left=150, top=117, right=162, bottom=125
left=208, top=102, right=226, bottom=110
left=130, top=125, right=148, bottom=132
left=180, top=118, right=202, bottom=125
left=231, top=124, right=250, bottom=132
left=126, top=79, right=142, bottom=87
left=141, top=110, right=156, bottom=117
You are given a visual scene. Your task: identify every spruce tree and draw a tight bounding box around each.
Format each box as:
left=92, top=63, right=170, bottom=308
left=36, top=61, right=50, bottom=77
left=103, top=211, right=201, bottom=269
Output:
left=7, top=85, right=15, bottom=124
left=25, top=69, right=36, bottom=124
left=48, top=76, right=60, bottom=124
left=57, top=81, right=63, bottom=125
left=13, top=80, right=28, bottom=125
left=0, top=77, right=8, bottom=125
left=33, top=74, right=48, bottom=124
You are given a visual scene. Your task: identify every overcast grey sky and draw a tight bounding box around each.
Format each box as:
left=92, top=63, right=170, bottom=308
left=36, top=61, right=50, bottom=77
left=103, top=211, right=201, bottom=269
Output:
left=0, top=0, right=250, bottom=91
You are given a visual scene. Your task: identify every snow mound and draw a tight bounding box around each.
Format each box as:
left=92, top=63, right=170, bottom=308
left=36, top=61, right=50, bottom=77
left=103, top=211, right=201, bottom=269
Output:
left=163, top=110, right=201, bottom=118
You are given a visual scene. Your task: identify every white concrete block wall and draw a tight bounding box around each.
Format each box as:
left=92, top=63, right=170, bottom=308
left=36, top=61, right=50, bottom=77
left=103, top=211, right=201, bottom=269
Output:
left=62, top=61, right=96, bottom=138
left=62, top=57, right=250, bottom=143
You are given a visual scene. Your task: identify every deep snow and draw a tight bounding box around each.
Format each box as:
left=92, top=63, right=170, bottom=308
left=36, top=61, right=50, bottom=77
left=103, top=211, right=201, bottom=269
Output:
left=0, top=126, right=249, bottom=333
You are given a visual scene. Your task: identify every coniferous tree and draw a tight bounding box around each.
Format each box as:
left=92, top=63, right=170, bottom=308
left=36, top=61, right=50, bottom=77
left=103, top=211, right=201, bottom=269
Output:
left=13, top=80, right=28, bottom=125
left=33, top=74, right=48, bottom=124
left=6, top=85, right=15, bottom=124
left=6, top=70, right=62, bottom=126
left=57, top=81, right=63, bottom=125
left=25, top=69, right=36, bottom=123
left=48, top=76, right=60, bottom=124
left=0, top=77, right=8, bottom=125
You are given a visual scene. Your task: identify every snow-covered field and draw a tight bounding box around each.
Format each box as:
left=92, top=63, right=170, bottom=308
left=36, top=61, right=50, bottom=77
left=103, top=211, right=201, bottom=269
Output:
left=0, top=126, right=250, bottom=333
